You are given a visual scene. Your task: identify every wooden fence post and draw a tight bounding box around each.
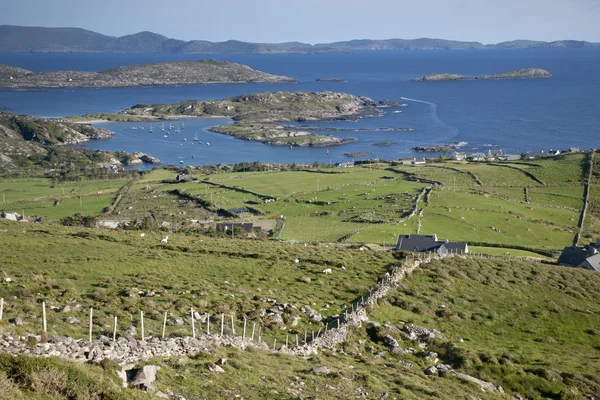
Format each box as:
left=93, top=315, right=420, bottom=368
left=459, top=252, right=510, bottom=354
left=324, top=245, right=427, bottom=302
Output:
left=0, top=298, right=3, bottom=321
left=191, top=307, right=196, bottom=338
left=251, top=322, right=255, bottom=341
left=42, top=301, right=47, bottom=333
left=89, top=307, right=93, bottom=343
left=231, top=314, right=235, bottom=335
left=162, top=312, right=167, bottom=340
left=304, top=330, right=307, bottom=343
left=207, top=314, right=210, bottom=335
left=140, top=311, right=144, bottom=341
left=243, top=318, right=247, bottom=340
left=273, top=338, right=276, bottom=350
left=113, top=316, right=117, bottom=341
left=220, top=313, right=224, bottom=337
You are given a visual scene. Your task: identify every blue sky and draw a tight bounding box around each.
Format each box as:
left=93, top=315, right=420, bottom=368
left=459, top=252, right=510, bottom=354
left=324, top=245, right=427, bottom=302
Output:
left=1, top=0, right=598, bottom=44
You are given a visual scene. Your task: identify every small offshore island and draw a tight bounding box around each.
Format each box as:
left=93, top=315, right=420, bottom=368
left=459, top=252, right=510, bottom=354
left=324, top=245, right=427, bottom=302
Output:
left=0, top=59, right=296, bottom=88
left=117, top=91, right=404, bottom=147
left=410, top=68, right=552, bottom=82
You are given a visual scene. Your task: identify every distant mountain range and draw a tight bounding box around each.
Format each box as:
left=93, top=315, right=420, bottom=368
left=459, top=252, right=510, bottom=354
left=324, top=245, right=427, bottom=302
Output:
left=0, top=25, right=598, bottom=54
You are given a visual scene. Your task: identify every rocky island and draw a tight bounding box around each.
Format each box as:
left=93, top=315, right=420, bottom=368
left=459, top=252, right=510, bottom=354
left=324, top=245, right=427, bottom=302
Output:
left=118, top=91, right=391, bottom=147
left=0, top=59, right=296, bottom=88
left=410, top=68, right=552, bottom=82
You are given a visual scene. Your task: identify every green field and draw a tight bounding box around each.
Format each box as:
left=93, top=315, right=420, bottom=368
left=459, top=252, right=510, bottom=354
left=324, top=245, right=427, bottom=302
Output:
left=1, top=153, right=592, bottom=254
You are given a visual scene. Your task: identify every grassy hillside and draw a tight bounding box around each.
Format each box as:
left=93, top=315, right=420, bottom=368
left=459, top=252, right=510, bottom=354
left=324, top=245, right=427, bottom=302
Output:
left=0, top=222, right=598, bottom=398
left=370, top=256, right=600, bottom=399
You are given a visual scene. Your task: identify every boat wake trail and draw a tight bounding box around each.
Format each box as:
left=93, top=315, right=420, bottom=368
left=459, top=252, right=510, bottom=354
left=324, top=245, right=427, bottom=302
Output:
left=400, top=97, right=459, bottom=138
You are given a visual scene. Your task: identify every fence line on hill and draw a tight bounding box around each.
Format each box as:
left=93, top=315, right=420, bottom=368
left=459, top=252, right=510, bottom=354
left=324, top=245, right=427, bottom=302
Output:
left=0, top=251, right=544, bottom=362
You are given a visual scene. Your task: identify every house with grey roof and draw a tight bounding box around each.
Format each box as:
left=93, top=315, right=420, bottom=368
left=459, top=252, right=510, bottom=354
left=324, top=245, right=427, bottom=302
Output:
left=395, top=234, right=468, bottom=254
left=557, top=241, right=600, bottom=271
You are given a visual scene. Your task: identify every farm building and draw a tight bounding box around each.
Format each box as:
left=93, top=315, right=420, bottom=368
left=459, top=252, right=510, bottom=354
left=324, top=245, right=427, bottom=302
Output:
left=468, top=152, right=486, bottom=161
left=176, top=174, right=193, bottom=182
left=452, top=152, right=467, bottom=161
left=216, top=222, right=264, bottom=237
left=558, top=242, right=600, bottom=271
left=395, top=234, right=468, bottom=254
left=412, top=157, right=426, bottom=165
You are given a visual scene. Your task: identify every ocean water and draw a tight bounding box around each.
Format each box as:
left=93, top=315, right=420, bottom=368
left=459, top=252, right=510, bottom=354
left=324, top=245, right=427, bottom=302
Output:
left=0, top=49, right=598, bottom=166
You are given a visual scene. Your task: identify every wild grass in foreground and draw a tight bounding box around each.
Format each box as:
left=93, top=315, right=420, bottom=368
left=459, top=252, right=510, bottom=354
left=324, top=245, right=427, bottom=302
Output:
left=369, top=257, right=600, bottom=399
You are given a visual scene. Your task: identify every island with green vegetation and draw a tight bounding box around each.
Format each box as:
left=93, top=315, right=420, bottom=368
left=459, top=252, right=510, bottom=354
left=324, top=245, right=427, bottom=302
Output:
left=0, top=59, right=296, bottom=88
left=410, top=68, right=552, bottom=82
left=120, top=91, right=396, bottom=146
left=0, top=150, right=599, bottom=399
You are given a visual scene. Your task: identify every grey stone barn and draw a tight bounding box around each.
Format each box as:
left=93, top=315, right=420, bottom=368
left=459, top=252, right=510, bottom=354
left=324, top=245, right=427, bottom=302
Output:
left=395, top=234, right=468, bottom=254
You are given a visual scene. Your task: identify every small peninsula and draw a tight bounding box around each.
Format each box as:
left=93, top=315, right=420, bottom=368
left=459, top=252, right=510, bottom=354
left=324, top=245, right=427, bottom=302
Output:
left=0, top=59, right=296, bottom=88
left=114, top=91, right=391, bottom=147
left=410, top=68, right=552, bottom=82
left=0, top=113, right=159, bottom=169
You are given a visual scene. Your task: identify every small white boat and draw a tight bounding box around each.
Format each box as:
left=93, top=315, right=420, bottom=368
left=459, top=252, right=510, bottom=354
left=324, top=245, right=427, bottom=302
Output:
left=179, top=161, right=184, bottom=164
left=193, top=132, right=199, bottom=141
left=149, top=124, right=154, bottom=133
left=132, top=126, right=138, bottom=130
left=182, top=122, right=185, bottom=129
left=206, top=142, right=210, bottom=146
left=163, top=135, right=168, bottom=138
left=161, top=122, right=165, bottom=132
left=184, top=138, right=187, bottom=141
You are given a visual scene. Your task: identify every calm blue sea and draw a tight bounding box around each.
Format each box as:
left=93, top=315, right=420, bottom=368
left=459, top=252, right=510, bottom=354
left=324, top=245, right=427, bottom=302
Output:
left=0, top=49, right=598, bottom=167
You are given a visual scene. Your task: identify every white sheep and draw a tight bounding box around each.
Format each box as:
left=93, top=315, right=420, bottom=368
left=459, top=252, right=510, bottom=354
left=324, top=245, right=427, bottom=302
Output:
left=161, top=236, right=169, bottom=243
left=293, top=259, right=299, bottom=264
left=140, top=233, right=145, bottom=238
left=322, top=268, right=332, bottom=274
left=341, top=265, right=347, bottom=271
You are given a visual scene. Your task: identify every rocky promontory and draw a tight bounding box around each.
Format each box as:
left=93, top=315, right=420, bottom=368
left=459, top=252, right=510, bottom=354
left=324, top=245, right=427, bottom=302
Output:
left=0, top=59, right=296, bottom=88
left=0, top=113, right=160, bottom=169
left=410, top=68, right=552, bottom=82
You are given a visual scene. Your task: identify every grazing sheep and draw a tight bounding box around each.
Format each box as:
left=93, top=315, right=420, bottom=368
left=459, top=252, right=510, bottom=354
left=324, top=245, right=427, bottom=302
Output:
left=341, top=265, right=347, bottom=271
left=293, top=259, right=299, bottom=264
left=161, top=236, right=169, bottom=243
left=322, top=268, right=332, bottom=274
left=140, top=233, right=145, bottom=238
